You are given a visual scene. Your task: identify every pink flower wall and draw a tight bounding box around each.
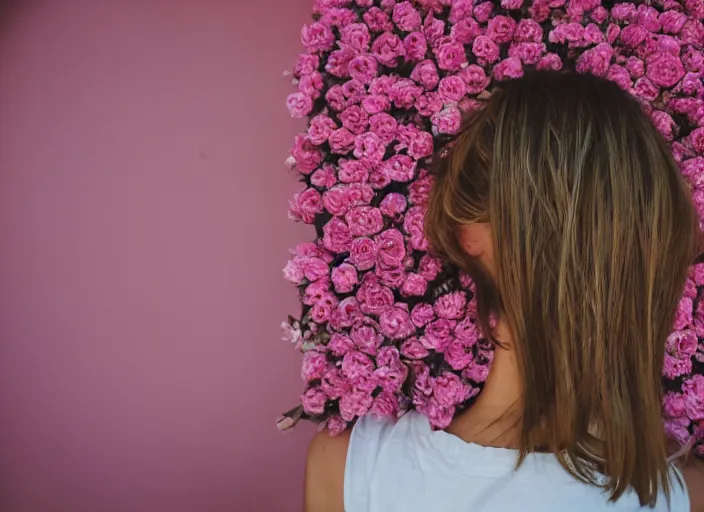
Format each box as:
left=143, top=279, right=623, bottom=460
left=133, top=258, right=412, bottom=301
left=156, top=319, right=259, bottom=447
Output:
left=0, top=1, right=313, bottom=511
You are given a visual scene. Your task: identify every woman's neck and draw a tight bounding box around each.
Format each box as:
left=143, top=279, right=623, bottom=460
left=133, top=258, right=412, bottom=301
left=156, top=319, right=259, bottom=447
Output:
left=445, top=319, right=524, bottom=449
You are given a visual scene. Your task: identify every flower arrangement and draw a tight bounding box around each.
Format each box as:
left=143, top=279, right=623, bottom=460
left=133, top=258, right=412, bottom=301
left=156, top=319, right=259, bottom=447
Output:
left=277, top=0, right=704, bottom=455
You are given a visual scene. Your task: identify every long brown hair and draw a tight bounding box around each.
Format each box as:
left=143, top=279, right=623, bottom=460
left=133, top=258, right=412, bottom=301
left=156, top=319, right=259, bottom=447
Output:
left=425, top=71, right=698, bottom=506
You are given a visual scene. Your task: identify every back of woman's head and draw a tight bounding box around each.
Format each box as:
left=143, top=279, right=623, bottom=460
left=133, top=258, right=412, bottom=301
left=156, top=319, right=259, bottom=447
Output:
left=425, top=71, right=698, bottom=505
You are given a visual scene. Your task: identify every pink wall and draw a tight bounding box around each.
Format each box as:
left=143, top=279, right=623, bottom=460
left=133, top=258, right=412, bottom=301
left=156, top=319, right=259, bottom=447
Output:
left=0, top=1, right=315, bottom=511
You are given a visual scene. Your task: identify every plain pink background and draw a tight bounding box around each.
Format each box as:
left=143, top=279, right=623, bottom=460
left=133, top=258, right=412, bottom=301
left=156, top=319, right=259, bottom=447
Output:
left=0, top=1, right=316, bottom=510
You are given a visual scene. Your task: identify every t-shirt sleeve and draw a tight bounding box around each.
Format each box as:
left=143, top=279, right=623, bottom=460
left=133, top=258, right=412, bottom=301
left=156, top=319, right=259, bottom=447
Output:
left=343, top=415, right=396, bottom=511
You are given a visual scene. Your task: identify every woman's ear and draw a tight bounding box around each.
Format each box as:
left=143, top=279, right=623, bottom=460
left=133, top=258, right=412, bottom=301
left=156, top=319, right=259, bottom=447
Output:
left=457, top=223, right=491, bottom=258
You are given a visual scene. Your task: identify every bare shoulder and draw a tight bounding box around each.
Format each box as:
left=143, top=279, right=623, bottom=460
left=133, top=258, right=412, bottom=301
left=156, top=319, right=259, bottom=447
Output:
left=304, top=428, right=352, bottom=512
left=681, top=456, right=704, bottom=512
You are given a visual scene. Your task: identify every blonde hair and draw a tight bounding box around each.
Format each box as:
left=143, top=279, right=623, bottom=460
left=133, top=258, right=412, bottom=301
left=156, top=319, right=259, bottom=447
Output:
left=425, top=71, right=698, bottom=506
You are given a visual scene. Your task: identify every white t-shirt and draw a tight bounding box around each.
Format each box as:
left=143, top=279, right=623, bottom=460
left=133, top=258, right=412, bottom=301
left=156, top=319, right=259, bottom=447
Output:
left=344, top=411, right=689, bottom=512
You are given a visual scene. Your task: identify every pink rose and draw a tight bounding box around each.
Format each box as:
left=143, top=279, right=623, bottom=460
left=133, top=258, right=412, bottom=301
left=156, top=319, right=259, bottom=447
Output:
left=473, top=2, right=494, bottom=23
left=667, top=329, right=698, bottom=359
left=392, top=1, right=422, bottom=32
left=304, top=279, right=331, bottom=305
left=286, top=92, right=313, bottom=118
left=322, top=218, right=352, bottom=253
left=368, top=113, right=397, bottom=145
left=636, top=4, right=661, bottom=32
left=379, top=305, right=415, bottom=339
left=404, top=32, right=428, bottom=62
left=342, top=79, right=366, bottom=101
left=549, top=22, right=584, bottom=45
left=299, top=72, right=323, bottom=99
left=361, top=94, right=391, bottom=114
left=487, top=15, right=516, bottom=44
left=660, top=10, right=687, bottom=35
left=326, top=48, right=355, bottom=78
left=529, top=0, right=549, bottom=22
left=438, top=75, right=467, bottom=103
left=329, top=128, right=356, bottom=154
left=293, top=54, right=319, bottom=76
left=337, top=159, right=368, bottom=184
left=371, top=31, right=406, bottom=67
left=435, top=41, right=468, bottom=71
left=508, top=42, right=546, bottom=65
left=462, top=361, right=490, bottom=383
left=311, top=293, right=338, bottom=323
left=411, top=303, right=436, bottom=327
left=690, top=128, right=704, bottom=155
left=625, top=56, right=645, bottom=78
left=434, top=292, right=467, bottom=320
left=417, top=398, right=455, bottom=429
left=682, top=47, right=704, bottom=73
left=455, top=317, right=480, bottom=344
left=576, top=43, right=614, bottom=77
left=663, top=392, right=687, bottom=418
left=377, top=229, right=407, bottom=267
left=432, top=107, right=462, bottom=135
left=357, top=279, right=394, bottom=315
left=302, top=350, right=329, bottom=383
left=353, top=132, right=386, bottom=164
left=663, top=353, right=693, bottom=380
left=340, top=23, right=372, bottom=53
left=590, top=6, right=608, bottom=24
left=349, top=237, right=378, bottom=271
left=493, top=57, right=524, bottom=81
left=674, top=297, right=694, bottom=331
left=432, top=372, right=471, bottom=407
left=322, top=186, right=350, bottom=216
left=651, top=110, right=676, bottom=142
left=339, top=389, right=374, bottom=421
left=472, top=35, right=500, bottom=64
left=402, top=273, right=428, bottom=297
left=389, top=79, right=424, bottom=109
left=348, top=54, right=378, bottom=84
left=459, top=64, right=491, bottom=95
left=683, top=377, right=704, bottom=420
left=515, top=19, right=543, bottom=43
left=339, top=105, right=369, bottom=135
left=611, top=3, right=636, bottom=22
left=326, top=415, right=348, bottom=436
left=329, top=297, right=361, bottom=330
left=319, top=7, right=357, bottom=28
left=415, top=93, right=443, bottom=116
left=345, top=206, right=384, bottom=237
left=537, top=53, right=563, bottom=71
left=302, top=257, right=329, bottom=281
left=401, top=336, right=430, bottom=359
left=376, top=265, right=406, bottom=288
left=632, top=77, right=659, bottom=102
left=341, top=350, right=375, bottom=380
left=301, top=387, right=328, bottom=416
left=289, top=188, right=323, bottom=224
left=363, top=7, right=394, bottom=33
left=423, top=14, right=445, bottom=45
left=410, top=60, right=440, bottom=90
left=450, top=18, right=481, bottom=45
left=646, top=52, right=685, bottom=88
left=301, top=22, right=335, bottom=53
left=449, top=0, right=474, bottom=23
left=322, top=367, right=352, bottom=399
left=370, top=392, right=400, bottom=418
left=325, top=85, right=347, bottom=111
left=331, top=263, right=358, bottom=293
left=328, top=333, right=355, bottom=357
left=583, top=23, right=604, bottom=45
left=291, top=135, right=323, bottom=175
left=445, top=339, right=474, bottom=370
left=381, top=154, right=417, bottom=183
left=408, top=171, right=432, bottom=206
left=308, top=115, right=337, bottom=146
left=619, top=24, right=648, bottom=49
left=421, top=318, right=454, bottom=352
left=501, top=0, right=523, bottom=9
left=418, top=254, right=442, bottom=281
left=283, top=258, right=305, bottom=285
left=380, top=193, right=407, bottom=217
left=350, top=322, right=384, bottom=355
left=407, top=129, right=434, bottom=160
left=607, top=65, right=631, bottom=91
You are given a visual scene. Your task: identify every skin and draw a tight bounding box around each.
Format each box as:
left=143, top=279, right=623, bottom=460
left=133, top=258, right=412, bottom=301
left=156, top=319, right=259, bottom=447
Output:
left=304, top=224, right=704, bottom=511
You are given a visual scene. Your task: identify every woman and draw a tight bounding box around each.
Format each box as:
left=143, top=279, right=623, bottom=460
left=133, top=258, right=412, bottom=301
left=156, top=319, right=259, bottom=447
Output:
left=304, top=71, right=704, bottom=511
